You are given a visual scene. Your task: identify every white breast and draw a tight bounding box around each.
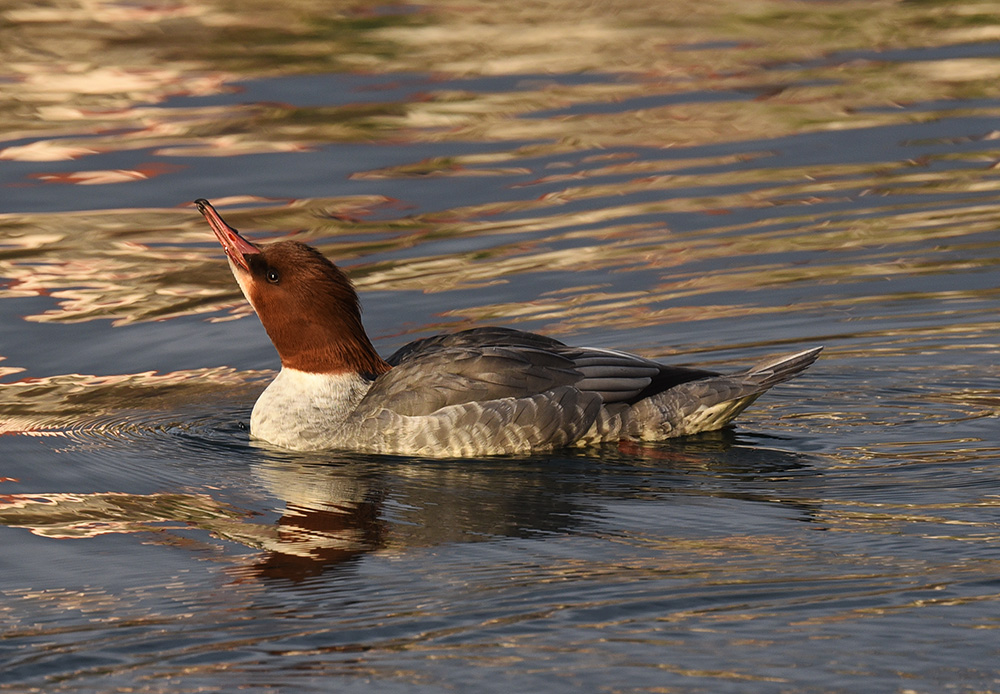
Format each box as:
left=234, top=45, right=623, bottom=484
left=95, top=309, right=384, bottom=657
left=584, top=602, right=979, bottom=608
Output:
left=250, top=368, right=372, bottom=450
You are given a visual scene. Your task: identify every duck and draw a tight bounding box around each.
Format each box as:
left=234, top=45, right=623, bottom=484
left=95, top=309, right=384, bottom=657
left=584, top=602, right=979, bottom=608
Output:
left=195, top=199, right=821, bottom=457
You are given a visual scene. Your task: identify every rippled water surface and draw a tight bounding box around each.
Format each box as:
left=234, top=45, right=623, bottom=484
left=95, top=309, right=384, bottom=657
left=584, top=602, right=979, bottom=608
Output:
left=2, top=1, right=1000, bottom=692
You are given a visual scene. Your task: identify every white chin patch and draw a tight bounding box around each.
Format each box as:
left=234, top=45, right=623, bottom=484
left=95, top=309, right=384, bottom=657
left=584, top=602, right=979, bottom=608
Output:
left=228, top=259, right=256, bottom=308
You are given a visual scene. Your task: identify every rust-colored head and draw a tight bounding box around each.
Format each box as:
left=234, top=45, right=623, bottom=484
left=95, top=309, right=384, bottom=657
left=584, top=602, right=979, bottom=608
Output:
left=196, top=199, right=391, bottom=377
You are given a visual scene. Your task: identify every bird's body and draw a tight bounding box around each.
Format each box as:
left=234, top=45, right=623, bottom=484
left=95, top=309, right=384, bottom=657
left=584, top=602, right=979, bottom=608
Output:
left=196, top=199, right=821, bottom=456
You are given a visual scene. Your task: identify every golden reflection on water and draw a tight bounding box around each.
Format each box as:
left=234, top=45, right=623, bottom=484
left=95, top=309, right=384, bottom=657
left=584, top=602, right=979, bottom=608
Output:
left=0, top=366, right=263, bottom=437
left=0, top=207, right=247, bottom=324
left=4, top=184, right=998, bottom=339
left=0, top=491, right=245, bottom=540
left=3, top=0, right=1000, bottom=163
left=0, top=0, right=998, bottom=339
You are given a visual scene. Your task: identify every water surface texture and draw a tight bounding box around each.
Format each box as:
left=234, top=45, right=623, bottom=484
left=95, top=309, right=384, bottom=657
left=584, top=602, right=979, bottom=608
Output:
left=2, top=1, right=999, bottom=692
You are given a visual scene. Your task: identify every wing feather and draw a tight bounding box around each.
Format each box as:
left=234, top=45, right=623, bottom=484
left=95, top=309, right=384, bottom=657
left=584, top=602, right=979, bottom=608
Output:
left=365, top=327, right=727, bottom=414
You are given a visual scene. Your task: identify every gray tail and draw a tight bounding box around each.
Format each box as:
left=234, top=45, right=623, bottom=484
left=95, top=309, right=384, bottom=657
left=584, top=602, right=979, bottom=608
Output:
left=626, top=346, right=823, bottom=439
left=741, top=346, right=824, bottom=392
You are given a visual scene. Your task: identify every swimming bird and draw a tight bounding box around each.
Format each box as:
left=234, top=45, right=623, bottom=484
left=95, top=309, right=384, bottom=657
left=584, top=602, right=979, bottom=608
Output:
left=196, top=199, right=821, bottom=456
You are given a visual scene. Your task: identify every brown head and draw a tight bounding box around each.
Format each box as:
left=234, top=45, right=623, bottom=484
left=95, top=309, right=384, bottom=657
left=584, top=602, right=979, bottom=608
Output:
left=195, top=199, right=391, bottom=377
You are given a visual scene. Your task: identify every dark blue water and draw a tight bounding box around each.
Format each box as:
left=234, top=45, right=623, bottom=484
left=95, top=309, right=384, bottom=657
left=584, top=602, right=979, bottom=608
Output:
left=2, top=2, right=999, bottom=692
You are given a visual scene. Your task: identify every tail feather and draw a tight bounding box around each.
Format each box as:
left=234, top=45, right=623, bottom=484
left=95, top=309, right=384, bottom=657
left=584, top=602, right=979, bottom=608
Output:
left=623, top=346, right=822, bottom=440
left=744, top=346, right=823, bottom=390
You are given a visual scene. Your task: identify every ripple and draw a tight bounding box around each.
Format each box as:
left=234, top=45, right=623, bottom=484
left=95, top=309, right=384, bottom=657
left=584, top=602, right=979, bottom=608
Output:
left=0, top=490, right=249, bottom=540
left=0, top=366, right=264, bottom=459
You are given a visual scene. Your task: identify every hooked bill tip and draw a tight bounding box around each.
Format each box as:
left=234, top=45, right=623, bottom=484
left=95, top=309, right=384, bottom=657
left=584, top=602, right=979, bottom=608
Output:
left=195, top=197, right=260, bottom=270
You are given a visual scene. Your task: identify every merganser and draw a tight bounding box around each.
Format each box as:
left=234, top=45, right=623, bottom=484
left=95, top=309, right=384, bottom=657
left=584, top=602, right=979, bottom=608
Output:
left=196, top=199, right=822, bottom=457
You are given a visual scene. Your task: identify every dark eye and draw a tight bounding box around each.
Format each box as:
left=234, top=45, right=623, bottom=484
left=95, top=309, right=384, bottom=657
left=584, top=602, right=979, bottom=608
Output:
left=266, top=268, right=280, bottom=284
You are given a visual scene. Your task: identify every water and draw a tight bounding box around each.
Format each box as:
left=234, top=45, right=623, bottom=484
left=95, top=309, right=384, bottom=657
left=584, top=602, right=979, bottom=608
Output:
left=2, top=1, right=1000, bottom=692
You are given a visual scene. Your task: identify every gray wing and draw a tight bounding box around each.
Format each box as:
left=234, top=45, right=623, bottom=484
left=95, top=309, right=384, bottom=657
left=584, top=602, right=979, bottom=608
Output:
left=348, top=328, right=672, bottom=455
left=562, top=345, right=712, bottom=404
left=384, top=326, right=568, bottom=364
left=358, top=343, right=583, bottom=417
left=365, top=327, right=685, bottom=416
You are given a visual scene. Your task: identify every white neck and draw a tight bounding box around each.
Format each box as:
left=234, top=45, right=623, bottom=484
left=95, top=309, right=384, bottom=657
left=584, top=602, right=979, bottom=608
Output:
left=250, top=368, right=372, bottom=451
